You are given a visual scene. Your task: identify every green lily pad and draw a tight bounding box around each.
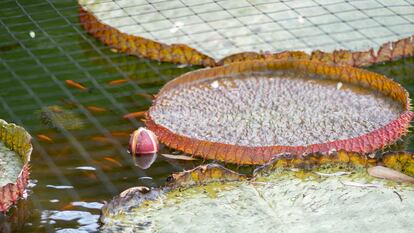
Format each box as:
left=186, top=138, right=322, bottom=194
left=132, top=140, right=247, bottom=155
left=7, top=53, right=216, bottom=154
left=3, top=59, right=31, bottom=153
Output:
left=0, top=119, right=32, bottom=213
left=101, top=163, right=414, bottom=232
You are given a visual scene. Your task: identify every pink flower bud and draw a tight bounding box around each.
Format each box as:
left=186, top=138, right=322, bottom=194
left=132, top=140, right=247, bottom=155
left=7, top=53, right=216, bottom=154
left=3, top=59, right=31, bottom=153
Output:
left=129, top=127, right=159, bottom=155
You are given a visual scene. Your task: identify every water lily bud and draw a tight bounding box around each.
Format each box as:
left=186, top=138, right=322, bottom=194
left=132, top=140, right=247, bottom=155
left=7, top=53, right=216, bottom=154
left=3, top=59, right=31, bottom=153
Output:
left=129, top=127, right=159, bottom=155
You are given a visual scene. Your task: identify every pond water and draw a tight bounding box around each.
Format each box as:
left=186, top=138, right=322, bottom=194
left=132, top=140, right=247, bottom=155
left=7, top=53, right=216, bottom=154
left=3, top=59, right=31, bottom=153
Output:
left=0, top=0, right=413, bottom=232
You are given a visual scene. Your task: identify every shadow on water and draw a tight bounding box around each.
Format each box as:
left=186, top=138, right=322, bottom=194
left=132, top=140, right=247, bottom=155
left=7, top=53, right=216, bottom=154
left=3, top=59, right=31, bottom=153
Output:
left=0, top=0, right=414, bottom=232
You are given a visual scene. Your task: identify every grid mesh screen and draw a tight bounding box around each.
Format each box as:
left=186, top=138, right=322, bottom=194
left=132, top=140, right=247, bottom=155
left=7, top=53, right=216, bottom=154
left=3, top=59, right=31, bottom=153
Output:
left=0, top=0, right=413, bottom=232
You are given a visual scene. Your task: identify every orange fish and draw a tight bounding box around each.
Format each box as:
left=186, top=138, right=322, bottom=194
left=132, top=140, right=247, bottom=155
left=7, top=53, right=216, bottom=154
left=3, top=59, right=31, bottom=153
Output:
left=110, top=131, right=130, bottom=137
left=65, top=80, right=87, bottom=91
left=123, top=111, right=146, bottom=119
left=61, top=203, right=74, bottom=210
left=103, top=157, right=122, bottom=167
left=86, top=105, right=108, bottom=113
left=91, top=136, right=110, bottom=142
left=108, top=79, right=128, bottom=86
left=37, top=134, right=53, bottom=142
left=136, top=93, right=154, bottom=101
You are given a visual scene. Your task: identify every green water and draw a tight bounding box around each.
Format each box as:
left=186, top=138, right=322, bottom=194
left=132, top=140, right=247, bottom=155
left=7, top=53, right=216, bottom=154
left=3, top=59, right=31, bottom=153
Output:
left=0, top=0, right=413, bottom=232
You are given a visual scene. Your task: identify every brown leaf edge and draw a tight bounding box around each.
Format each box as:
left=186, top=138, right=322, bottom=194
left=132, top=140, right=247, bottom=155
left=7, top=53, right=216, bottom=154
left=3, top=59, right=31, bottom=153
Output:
left=0, top=119, right=32, bottom=213
left=146, top=59, right=413, bottom=165
left=79, top=5, right=414, bottom=67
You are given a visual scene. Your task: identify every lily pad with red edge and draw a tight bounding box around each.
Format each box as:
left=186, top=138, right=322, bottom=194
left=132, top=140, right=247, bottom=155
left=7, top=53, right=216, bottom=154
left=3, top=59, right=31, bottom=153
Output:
left=0, top=119, right=32, bottom=213
left=78, top=0, right=414, bottom=66
left=146, top=60, right=413, bottom=165
left=100, top=152, right=414, bottom=232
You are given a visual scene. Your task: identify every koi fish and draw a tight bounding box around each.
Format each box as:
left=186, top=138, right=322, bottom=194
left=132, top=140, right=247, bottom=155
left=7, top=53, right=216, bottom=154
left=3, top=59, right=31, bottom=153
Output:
left=110, top=131, right=130, bottom=137
left=123, top=111, right=146, bottom=119
left=104, top=157, right=122, bottom=167
left=86, top=105, right=108, bottom=113
left=65, top=80, right=87, bottom=91
left=108, top=79, right=128, bottom=86
left=136, top=93, right=154, bottom=101
left=37, top=134, right=53, bottom=142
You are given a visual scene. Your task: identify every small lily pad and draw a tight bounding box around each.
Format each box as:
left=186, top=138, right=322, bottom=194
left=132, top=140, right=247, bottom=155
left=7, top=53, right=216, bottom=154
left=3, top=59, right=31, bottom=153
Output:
left=0, top=119, right=32, bottom=213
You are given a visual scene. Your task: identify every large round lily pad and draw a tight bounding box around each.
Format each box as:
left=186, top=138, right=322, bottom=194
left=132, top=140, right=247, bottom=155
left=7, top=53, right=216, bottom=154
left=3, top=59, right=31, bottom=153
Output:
left=101, top=153, right=414, bottom=233
left=78, top=0, right=414, bottom=66
left=146, top=60, right=413, bottom=164
left=0, top=119, right=32, bottom=213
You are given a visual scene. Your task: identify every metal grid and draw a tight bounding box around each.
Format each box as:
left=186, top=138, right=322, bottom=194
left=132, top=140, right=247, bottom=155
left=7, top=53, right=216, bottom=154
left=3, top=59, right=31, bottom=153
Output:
left=0, top=0, right=197, bottom=232
left=0, top=0, right=413, bottom=232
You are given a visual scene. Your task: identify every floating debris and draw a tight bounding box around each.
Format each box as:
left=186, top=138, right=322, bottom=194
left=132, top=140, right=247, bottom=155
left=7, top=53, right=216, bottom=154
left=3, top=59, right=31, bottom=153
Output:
left=314, top=171, right=351, bottom=177
left=161, top=154, right=198, bottom=161
left=29, top=31, right=35, bottom=38
left=368, top=166, right=414, bottom=184
left=46, top=185, right=74, bottom=190
left=73, top=166, right=96, bottom=171
left=39, top=105, right=84, bottom=131
left=340, top=181, right=381, bottom=188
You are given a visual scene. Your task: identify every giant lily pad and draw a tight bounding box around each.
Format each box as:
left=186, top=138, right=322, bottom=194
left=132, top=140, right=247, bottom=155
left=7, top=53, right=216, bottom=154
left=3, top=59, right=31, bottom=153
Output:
left=146, top=60, right=413, bottom=164
left=79, top=0, right=414, bottom=66
left=0, top=119, right=32, bottom=213
left=101, top=151, right=414, bottom=232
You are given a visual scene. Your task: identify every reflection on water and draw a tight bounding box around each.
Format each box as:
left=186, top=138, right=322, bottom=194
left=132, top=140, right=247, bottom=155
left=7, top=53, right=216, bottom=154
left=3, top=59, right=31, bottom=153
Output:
left=41, top=210, right=100, bottom=232
left=0, top=0, right=413, bottom=232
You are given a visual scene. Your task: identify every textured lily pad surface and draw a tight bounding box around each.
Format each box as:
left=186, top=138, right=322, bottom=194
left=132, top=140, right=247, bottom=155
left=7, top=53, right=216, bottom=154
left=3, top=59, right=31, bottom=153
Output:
left=0, top=141, right=23, bottom=187
left=151, top=75, right=402, bottom=146
left=101, top=169, right=414, bottom=233
left=147, top=60, right=412, bottom=164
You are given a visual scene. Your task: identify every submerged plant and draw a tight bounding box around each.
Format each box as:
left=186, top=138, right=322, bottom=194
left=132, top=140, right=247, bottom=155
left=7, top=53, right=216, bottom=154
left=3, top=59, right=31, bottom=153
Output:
left=39, top=105, right=84, bottom=131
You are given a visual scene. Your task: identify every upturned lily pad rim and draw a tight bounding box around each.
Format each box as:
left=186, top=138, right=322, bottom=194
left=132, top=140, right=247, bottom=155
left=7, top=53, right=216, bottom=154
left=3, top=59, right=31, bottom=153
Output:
left=78, top=2, right=414, bottom=67
left=146, top=59, right=413, bottom=165
left=0, top=119, right=32, bottom=213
